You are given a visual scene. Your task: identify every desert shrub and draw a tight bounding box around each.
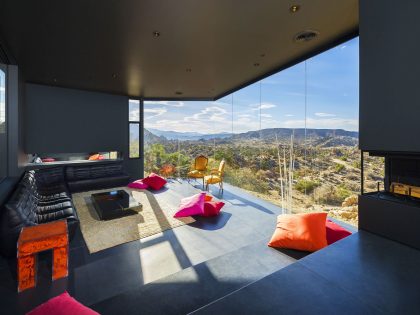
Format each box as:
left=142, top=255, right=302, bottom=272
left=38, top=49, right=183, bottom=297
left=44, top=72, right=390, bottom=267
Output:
left=315, top=184, right=351, bottom=206
left=224, top=168, right=270, bottom=194
left=295, top=179, right=319, bottom=194
left=334, top=163, right=345, bottom=173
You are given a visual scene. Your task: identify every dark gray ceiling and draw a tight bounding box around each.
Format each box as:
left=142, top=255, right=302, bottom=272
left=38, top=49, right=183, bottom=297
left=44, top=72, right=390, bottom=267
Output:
left=0, top=0, right=358, bottom=100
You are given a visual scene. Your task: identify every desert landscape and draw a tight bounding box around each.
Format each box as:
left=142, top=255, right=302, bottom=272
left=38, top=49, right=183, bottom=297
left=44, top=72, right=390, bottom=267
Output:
left=143, top=128, right=384, bottom=226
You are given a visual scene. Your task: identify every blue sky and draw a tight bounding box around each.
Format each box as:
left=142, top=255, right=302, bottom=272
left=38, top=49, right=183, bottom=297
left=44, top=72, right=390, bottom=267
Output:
left=142, top=37, right=359, bottom=134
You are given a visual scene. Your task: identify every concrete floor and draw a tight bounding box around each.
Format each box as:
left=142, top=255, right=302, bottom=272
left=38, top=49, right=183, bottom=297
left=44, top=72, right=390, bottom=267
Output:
left=0, top=179, right=325, bottom=314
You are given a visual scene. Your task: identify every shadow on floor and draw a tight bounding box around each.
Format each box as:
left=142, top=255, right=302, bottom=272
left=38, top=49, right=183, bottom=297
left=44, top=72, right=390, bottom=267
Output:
left=189, top=212, right=232, bottom=231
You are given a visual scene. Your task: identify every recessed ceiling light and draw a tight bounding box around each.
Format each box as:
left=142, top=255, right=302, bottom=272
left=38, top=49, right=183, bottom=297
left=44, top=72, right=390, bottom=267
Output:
left=153, top=31, right=161, bottom=37
left=112, top=73, right=117, bottom=79
left=290, top=5, right=300, bottom=13
left=175, top=91, right=183, bottom=95
left=53, top=78, right=57, bottom=82
left=254, top=63, right=260, bottom=67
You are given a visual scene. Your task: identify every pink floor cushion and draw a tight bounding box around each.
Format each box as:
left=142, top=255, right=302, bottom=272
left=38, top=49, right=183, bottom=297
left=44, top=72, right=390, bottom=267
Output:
left=203, top=201, right=225, bottom=217
left=27, top=291, right=99, bottom=315
left=127, top=179, right=149, bottom=189
left=326, top=219, right=352, bottom=245
left=142, top=173, right=167, bottom=190
left=174, top=192, right=206, bottom=218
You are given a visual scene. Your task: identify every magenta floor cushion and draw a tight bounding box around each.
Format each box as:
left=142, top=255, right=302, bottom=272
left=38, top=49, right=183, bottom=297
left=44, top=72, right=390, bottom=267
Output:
left=326, top=219, right=352, bottom=244
left=142, top=173, right=167, bottom=190
left=174, top=192, right=206, bottom=218
left=27, top=291, right=99, bottom=315
left=203, top=201, right=225, bottom=217
left=127, top=179, right=149, bottom=189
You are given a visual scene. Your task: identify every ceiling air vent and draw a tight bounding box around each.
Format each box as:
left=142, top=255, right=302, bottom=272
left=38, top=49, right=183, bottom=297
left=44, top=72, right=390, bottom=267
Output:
left=294, top=30, right=319, bottom=43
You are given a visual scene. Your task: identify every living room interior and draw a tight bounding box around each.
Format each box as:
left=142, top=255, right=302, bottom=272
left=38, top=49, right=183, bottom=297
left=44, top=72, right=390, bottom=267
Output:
left=1, top=0, right=420, bottom=314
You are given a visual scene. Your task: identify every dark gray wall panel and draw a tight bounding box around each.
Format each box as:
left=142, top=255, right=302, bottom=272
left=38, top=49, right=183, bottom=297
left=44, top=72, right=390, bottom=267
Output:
left=25, top=83, right=128, bottom=154
left=359, top=0, right=420, bottom=152
left=24, top=83, right=142, bottom=179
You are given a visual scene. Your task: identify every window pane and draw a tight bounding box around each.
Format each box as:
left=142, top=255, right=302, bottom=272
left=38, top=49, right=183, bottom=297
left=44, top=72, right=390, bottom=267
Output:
left=0, top=69, right=5, bottom=134
left=0, top=68, right=6, bottom=180
left=129, top=99, right=140, bottom=122
left=129, top=123, right=140, bottom=158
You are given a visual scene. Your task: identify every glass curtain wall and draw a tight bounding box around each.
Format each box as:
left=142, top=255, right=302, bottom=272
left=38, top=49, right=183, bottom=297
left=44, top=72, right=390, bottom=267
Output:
left=0, top=66, right=6, bottom=180
left=144, top=37, right=368, bottom=226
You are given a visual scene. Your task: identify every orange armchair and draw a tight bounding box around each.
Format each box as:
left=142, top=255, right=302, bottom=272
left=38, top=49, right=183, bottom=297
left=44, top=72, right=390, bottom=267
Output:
left=204, top=159, right=226, bottom=193
left=187, top=155, right=208, bottom=189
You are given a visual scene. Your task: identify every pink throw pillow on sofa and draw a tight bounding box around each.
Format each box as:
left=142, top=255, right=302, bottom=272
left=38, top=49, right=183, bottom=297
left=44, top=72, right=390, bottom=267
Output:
left=27, top=291, right=99, bottom=315
left=326, top=219, right=352, bottom=245
left=174, top=193, right=206, bottom=218
left=142, top=173, right=167, bottom=190
left=127, top=179, right=149, bottom=189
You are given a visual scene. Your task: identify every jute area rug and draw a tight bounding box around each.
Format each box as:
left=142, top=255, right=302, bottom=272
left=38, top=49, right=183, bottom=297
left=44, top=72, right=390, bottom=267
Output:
left=72, top=187, right=195, bottom=253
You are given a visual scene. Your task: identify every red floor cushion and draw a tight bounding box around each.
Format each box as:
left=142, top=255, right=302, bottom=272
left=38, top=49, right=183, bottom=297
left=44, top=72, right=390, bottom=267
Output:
left=127, top=179, right=149, bottom=189
left=174, top=192, right=206, bottom=218
left=27, top=291, right=99, bottom=315
left=203, top=201, right=225, bottom=217
left=268, top=212, right=328, bottom=252
left=326, top=219, right=352, bottom=244
left=142, top=173, right=167, bottom=190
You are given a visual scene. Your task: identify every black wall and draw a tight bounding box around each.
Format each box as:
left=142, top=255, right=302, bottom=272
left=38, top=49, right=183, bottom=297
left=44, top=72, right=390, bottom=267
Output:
left=25, top=84, right=142, bottom=179
left=25, top=83, right=128, bottom=154
left=359, top=0, right=420, bottom=152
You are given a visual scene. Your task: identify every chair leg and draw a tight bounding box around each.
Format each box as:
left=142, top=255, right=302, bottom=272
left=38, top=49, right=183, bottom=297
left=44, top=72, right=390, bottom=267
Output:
left=202, top=178, right=205, bottom=190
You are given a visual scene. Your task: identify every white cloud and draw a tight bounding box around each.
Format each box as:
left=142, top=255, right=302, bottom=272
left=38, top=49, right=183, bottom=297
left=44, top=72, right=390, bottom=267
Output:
left=185, top=106, right=228, bottom=123
left=285, top=114, right=294, bottom=117
left=281, top=117, right=358, bottom=131
left=144, top=107, right=167, bottom=119
left=260, top=113, right=272, bottom=118
left=314, top=112, right=336, bottom=117
left=144, top=100, right=185, bottom=107
left=250, top=102, right=277, bottom=111
left=129, top=109, right=140, bottom=121
left=341, top=45, right=347, bottom=49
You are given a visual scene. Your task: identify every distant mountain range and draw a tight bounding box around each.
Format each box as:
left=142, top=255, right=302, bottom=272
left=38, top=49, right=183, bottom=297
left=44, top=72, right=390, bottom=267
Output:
left=146, top=127, right=358, bottom=142
left=148, top=128, right=232, bottom=141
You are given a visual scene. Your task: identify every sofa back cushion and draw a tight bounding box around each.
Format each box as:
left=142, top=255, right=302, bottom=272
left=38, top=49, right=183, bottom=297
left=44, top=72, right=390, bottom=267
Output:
left=66, top=163, right=124, bottom=181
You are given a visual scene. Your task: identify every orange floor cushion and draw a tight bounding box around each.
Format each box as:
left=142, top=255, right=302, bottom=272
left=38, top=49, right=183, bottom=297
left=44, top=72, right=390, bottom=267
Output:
left=268, top=212, right=328, bottom=252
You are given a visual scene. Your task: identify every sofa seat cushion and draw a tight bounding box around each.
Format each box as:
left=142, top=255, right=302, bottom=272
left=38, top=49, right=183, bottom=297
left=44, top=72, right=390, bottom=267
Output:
left=37, top=208, right=78, bottom=224
left=36, top=201, right=74, bottom=214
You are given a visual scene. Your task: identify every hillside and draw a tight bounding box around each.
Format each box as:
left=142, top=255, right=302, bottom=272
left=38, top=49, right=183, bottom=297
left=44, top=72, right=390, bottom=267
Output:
left=230, top=128, right=358, bottom=142
left=145, top=127, right=359, bottom=146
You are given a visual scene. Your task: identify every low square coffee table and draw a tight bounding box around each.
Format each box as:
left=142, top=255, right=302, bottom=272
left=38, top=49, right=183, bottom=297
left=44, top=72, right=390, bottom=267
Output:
left=91, top=190, right=142, bottom=220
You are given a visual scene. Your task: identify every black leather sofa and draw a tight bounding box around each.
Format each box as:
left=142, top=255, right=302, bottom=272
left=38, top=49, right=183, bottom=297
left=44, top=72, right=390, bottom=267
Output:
left=66, top=162, right=130, bottom=193
left=0, top=161, right=130, bottom=257
left=0, top=168, right=79, bottom=257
